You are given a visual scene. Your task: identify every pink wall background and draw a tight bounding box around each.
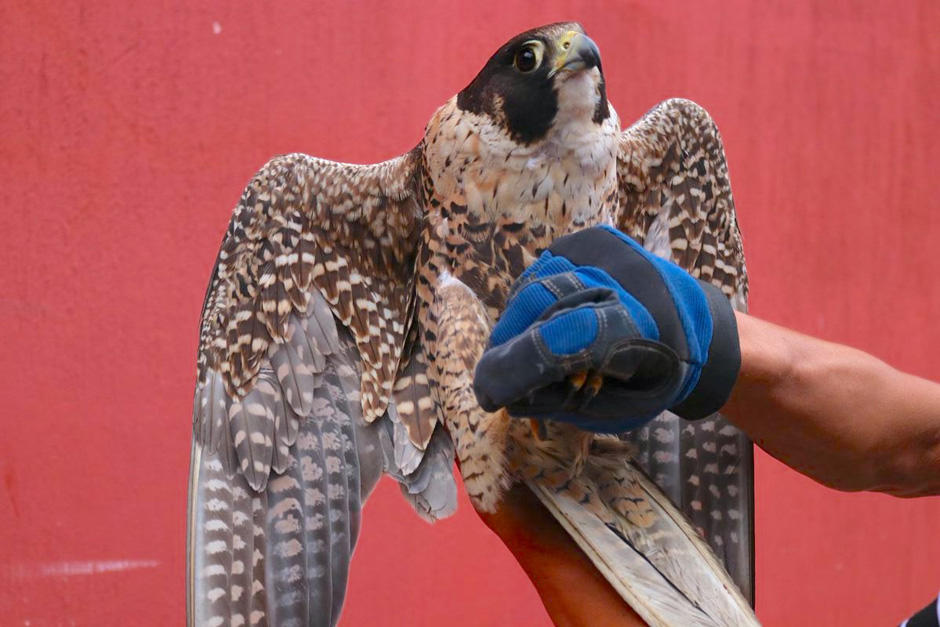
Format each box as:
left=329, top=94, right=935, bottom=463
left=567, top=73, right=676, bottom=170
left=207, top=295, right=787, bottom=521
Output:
left=1, top=1, right=938, bottom=624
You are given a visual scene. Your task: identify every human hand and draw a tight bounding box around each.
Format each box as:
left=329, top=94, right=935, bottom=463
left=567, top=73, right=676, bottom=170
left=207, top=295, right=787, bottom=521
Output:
left=473, top=225, right=740, bottom=432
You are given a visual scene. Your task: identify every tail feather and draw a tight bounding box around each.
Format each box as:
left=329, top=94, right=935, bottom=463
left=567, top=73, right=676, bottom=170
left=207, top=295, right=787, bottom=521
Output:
left=623, top=411, right=755, bottom=601
left=526, top=437, right=758, bottom=627
left=528, top=479, right=716, bottom=626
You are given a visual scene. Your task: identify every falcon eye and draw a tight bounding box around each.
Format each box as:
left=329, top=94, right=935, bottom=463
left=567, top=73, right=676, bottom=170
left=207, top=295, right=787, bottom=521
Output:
left=513, top=41, right=544, bottom=73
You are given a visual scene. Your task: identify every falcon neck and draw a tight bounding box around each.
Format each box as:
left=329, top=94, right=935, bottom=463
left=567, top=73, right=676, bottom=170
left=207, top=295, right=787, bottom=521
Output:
left=418, top=97, right=622, bottom=317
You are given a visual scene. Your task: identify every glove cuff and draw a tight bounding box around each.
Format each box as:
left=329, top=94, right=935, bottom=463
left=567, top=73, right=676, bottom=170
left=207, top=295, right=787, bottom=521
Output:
left=670, top=281, right=741, bottom=420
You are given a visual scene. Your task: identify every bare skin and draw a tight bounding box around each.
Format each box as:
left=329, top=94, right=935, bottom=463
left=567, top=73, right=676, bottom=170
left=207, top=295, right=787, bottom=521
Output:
left=478, top=484, right=646, bottom=627
left=479, top=311, right=940, bottom=624
left=725, top=311, right=940, bottom=497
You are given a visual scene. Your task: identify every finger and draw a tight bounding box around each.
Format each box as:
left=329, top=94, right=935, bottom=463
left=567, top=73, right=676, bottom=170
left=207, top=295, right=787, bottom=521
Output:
left=507, top=248, right=580, bottom=299
left=506, top=342, right=685, bottom=433
left=476, top=300, right=607, bottom=412
left=489, top=280, right=558, bottom=348
left=490, top=274, right=616, bottom=348
left=477, top=300, right=639, bottom=411
left=599, top=338, right=681, bottom=392
left=478, top=290, right=677, bottom=415
left=474, top=325, right=568, bottom=412
left=505, top=380, right=578, bottom=418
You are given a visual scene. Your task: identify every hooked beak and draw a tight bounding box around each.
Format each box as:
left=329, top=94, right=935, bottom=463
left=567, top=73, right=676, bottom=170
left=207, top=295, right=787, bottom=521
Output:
left=551, top=31, right=602, bottom=77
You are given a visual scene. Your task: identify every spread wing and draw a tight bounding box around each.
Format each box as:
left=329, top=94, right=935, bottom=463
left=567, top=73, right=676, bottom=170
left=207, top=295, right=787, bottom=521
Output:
left=614, top=98, right=754, bottom=602
left=187, top=150, right=457, bottom=626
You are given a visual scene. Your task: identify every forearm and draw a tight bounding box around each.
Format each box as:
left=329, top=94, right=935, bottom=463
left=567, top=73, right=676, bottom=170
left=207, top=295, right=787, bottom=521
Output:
left=724, top=312, right=940, bottom=496
left=478, top=484, right=646, bottom=627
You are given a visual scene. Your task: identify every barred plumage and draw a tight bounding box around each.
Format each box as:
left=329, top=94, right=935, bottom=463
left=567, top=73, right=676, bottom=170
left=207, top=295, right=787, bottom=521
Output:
left=615, top=98, right=754, bottom=601
left=196, top=151, right=425, bottom=424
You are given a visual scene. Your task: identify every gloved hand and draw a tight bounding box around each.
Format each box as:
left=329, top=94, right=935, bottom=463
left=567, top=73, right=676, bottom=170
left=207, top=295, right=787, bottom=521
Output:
left=473, top=225, right=740, bottom=433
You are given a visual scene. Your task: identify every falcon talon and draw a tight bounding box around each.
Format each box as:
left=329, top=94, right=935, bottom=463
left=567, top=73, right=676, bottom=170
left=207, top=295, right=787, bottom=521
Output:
left=585, top=372, right=604, bottom=398
left=529, top=417, right=548, bottom=441
left=569, top=370, right=589, bottom=391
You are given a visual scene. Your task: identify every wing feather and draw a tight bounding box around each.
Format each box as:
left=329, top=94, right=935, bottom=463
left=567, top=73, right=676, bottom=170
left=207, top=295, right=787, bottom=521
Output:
left=615, top=98, right=754, bottom=602
left=188, top=151, right=458, bottom=626
left=616, top=98, right=747, bottom=302
left=392, top=323, right=441, bottom=450
left=197, top=149, right=426, bottom=424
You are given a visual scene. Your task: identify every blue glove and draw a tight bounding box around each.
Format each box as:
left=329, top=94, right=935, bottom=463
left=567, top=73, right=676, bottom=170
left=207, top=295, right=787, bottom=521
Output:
left=473, top=225, right=740, bottom=433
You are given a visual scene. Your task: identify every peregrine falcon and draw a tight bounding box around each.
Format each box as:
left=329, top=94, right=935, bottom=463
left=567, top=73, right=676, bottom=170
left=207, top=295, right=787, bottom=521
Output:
left=189, top=22, right=756, bottom=626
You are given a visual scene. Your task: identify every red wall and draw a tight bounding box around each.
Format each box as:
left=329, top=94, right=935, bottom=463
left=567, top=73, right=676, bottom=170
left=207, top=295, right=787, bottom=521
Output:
left=2, top=2, right=938, bottom=625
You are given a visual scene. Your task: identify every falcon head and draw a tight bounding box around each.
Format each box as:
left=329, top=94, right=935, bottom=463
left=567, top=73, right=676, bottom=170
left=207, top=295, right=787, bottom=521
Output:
left=457, top=22, right=610, bottom=144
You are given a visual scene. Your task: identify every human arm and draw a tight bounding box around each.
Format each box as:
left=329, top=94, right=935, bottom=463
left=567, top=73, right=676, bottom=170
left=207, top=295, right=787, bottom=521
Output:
left=473, top=316, right=939, bottom=627
left=474, top=226, right=940, bottom=497
left=477, top=484, right=646, bottom=627
left=726, top=311, right=940, bottom=497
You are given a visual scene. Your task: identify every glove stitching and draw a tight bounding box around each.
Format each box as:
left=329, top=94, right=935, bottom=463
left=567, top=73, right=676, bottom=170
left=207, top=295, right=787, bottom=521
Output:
left=530, top=328, right=556, bottom=370
left=594, top=299, right=609, bottom=355
left=542, top=273, right=584, bottom=299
